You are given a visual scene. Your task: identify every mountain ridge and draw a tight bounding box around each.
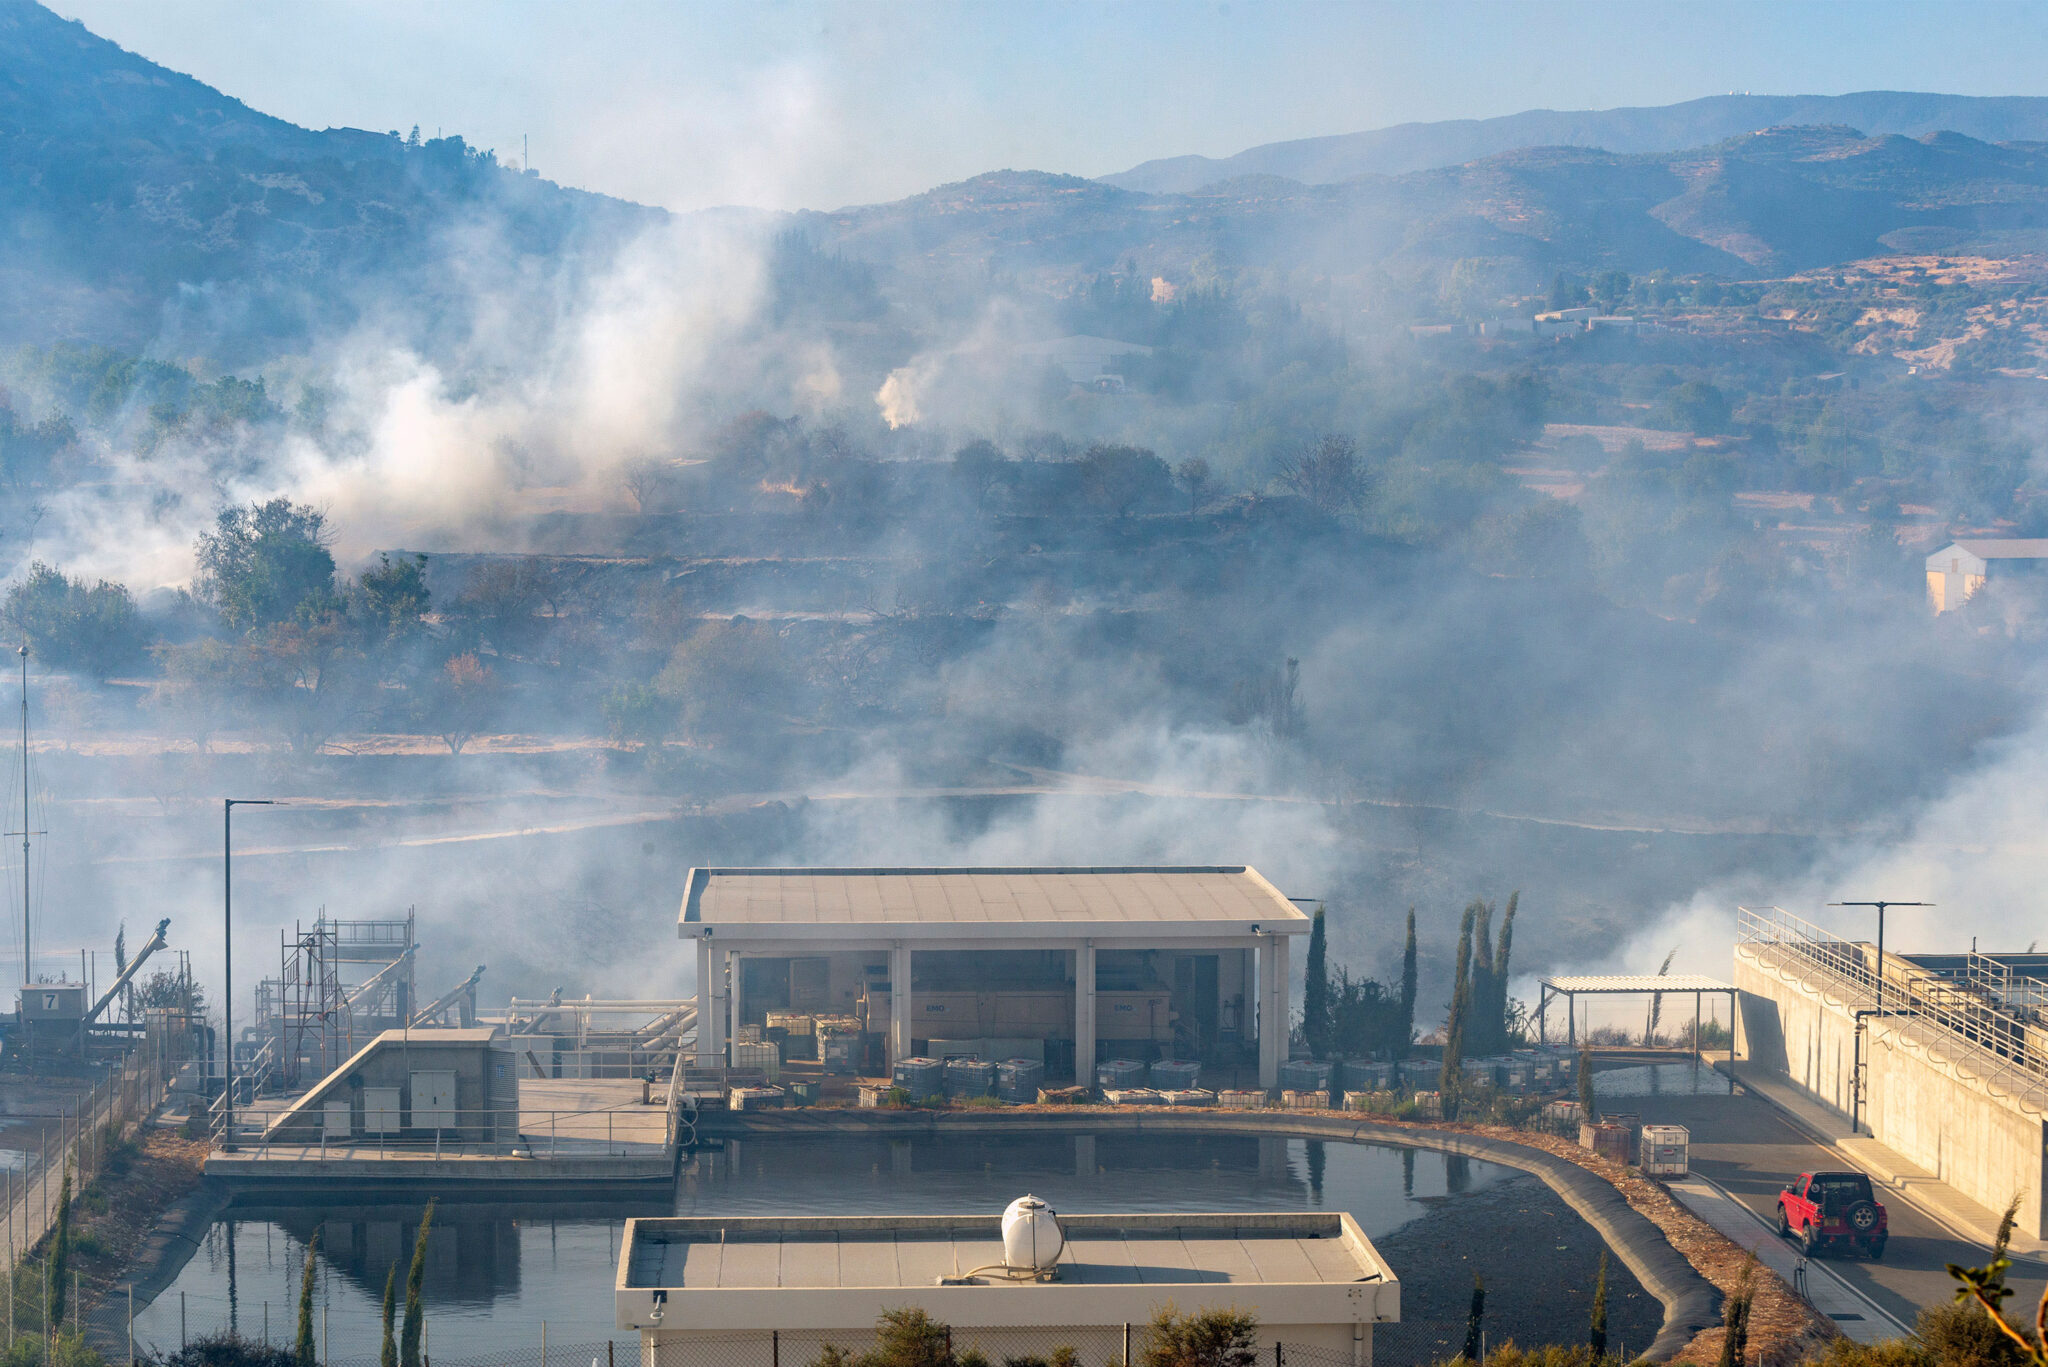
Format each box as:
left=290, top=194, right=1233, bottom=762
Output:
left=1103, top=92, right=2048, bottom=194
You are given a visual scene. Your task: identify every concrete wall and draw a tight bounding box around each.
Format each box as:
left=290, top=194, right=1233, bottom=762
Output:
left=638, top=1323, right=1373, bottom=1367
left=265, top=1032, right=520, bottom=1145
left=1735, top=945, right=2048, bottom=1235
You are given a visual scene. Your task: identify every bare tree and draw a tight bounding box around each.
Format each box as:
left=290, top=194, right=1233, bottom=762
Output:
left=1277, top=434, right=1372, bottom=515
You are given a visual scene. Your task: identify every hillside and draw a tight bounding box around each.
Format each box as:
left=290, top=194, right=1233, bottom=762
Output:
left=0, top=0, right=662, bottom=357
left=805, top=127, right=2048, bottom=300
left=1105, top=91, right=2048, bottom=194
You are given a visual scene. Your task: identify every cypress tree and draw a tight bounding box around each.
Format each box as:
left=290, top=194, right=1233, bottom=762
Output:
left=1588, top=1251, right=1609, bottom=1357
left=1440, top=906, right=1476, bottom=1116
left=381, top=1265, right=398, bottom=1367
left=47, top=1165, right=71, bottom=1328
left=1303, top=905, right=1331, bottom=1060
left=401, top=1200, right=436, bottom=1367
left=1493, top=892, right=1518, bottom=1050
left=1397, top=909, right=1417, bottom=1060
left=295, top=1227, right=321, bottom=1367
left=1462, top=1275, right=1486, bottom=1362
left=1472, top=901, right=1496, bottom=1053
left=1579, top=1046, right=1597, bottom=1122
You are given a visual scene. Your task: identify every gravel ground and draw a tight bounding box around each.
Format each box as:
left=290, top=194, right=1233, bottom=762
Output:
left=1375, top=1171, right=1665, bottom=1360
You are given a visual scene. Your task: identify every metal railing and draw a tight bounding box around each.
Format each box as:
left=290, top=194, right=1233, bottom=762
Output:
left=221, top=1106, right=675, bottom=1160
left=1737, top=904, right=2048, bottom=1114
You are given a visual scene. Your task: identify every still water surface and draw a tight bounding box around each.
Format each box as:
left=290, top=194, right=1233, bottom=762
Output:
left=133, top=1133, right=1512, bottom=1358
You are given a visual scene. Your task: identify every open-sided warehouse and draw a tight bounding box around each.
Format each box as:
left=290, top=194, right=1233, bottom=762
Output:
left=678, top=866, right=1310, bottom=1089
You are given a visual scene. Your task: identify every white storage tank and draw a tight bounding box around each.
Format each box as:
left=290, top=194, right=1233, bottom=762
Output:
left=1001, top=1195, right=1064, bottom=1273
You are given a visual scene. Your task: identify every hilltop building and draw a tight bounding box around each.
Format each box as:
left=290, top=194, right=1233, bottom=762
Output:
left=1925, top=539, right=2048, bottom=612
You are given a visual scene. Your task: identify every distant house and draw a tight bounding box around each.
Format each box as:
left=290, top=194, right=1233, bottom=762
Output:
left=1479, top=317, right=1535, bottom=336
left=1925, top=539, right=2048, bottom=612
left=1588, top=315, right=1638, bottom=333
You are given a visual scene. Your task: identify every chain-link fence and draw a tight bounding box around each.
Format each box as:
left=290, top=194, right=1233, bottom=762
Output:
left=40, top=1309, right=1485, bottom=1367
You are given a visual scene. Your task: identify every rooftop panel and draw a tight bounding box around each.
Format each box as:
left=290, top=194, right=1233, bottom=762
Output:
left=682, top=867, right=1308, bottom=929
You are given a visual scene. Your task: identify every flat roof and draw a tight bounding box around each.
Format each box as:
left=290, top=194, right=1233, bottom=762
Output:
left=680, top=867, right=1310, bottom=933
left=1541, top=974, right=1734, bottom=994
left=623, top=1212, right=1386, bottom=1290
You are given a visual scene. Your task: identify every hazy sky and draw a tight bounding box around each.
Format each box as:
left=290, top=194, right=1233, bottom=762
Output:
left=47, top=0, right=2048, bottom=214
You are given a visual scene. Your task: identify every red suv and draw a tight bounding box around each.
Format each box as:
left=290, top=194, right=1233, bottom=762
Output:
left=1777, top=1170, right=1888, bottom=1259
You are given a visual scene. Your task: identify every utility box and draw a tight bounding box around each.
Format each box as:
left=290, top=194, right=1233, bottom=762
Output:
left=410, top=1071, right=457, bottom=1130
left=322, top=1100, right=351, bottom=1140
left=19, top=986, right=85, bottom=1022
left=1640, top=1125, right=1690, bottom=1177
left=363, top=1087, right=402, bottom=1135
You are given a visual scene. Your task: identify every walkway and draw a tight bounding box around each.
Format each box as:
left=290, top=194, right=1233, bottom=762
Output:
left=1627, top=1075, right=2048, bottom=1331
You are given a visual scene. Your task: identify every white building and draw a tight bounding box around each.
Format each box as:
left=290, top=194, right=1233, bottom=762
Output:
left=616, top=1208, right=1400, bottom=1367
left=1925, top=539, right=2048, bottom=612
left=679, top=866, right=1310, bottom=1089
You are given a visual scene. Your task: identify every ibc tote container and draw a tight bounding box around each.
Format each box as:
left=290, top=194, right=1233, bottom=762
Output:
left=1096, top=1058, right=1147, bottom=1089
left=1278, top=1059, right=1333, bottom=1092
left=892, top=1056, right=944, bottom=1100
left=730, top=1041, right=781, bottom=1080
left=1149, top=1059, right=1201, bottom=1090
left=944, top=1057, right=997, bottom=1098
left=996, top=1058, right=1045, bottom=1102
left=1339, top=1060, right=1392, bottom=1092
left=1640, top=1125, right=1690, bottom=1176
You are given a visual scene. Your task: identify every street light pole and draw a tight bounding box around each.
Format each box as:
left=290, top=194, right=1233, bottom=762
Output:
left=222, top=799, right=277, bottom=1152
left=1828, top=901, right=1932, bottom=1015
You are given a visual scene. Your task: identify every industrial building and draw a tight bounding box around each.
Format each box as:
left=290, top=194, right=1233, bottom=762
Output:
left=1736, top=906, right=2048, bottom=1237
left=679, top=866, right=1311, bottom=1090
left=617, top=1207, right=1399, bottom=1367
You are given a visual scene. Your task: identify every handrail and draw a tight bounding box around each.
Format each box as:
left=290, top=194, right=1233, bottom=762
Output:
left=1738, top=904, right=2048, bottom=1113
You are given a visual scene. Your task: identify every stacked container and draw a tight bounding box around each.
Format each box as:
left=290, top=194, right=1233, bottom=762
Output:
left=892, top=1056, right=944, bottom=1100
left=1279, top=1089, right=1325, bottom=1111
left=768, top=1011, right=816, bottom=1060
left=1161, top=1089, right=1215, bottom=1107
left=1401, top=1058, right=1444, bottom=1089
left=1410, top=1090, right=1444, bottom=1120
left=944, top=1057, right=997, bottom=1099
left=817, top=1021, right=862, bottom=1075
left=729, top=1086, right=784, bottom=1111
left=1096, top=1058, right=1148, bottom=1090
left=1104, top=1087, right=1164, bottom=1106
left=730, top=1040, right=781, bottom=1081
left=996, top=1058, right=1046, bottom=1103
left=1149, top=1059, right=1202, bottom=1090
left=1217, top=1089, right=1265, bottom=1109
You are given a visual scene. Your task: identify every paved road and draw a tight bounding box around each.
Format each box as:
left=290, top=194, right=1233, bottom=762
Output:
left=1629, top=1090, right=2048, bottom=1330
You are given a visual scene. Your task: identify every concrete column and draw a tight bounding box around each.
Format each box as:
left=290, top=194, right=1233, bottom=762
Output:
left=706, top=946, right=729, bottom=1066
left=694, top=937, right=716, bottom=1065
left=730, top=953, right=745, bottom=1037
left=1075, top=942, right=1097, bottom=1086
left=889, top=943, right=912, bottom=1069
left=1258, top=935, right=1289, bottom=1091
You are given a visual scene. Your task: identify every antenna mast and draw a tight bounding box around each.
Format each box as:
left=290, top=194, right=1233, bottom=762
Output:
left=17, top=644, right=27, bottom=989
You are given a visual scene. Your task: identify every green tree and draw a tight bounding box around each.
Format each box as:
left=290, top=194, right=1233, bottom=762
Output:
left=1715, top=1262, right=1754, bottom=1367
left=1139, top=1305, right=1259, bottom=1367
left=951, top=440, right=1011, bottom=512
left=48, top=1164, right=71, bottom=1327
left=1588, top=1251, right=1609, bottom=1357
left=295, top=1227, right=321, bottom=1367
left=426, top=652, right=496, bottom=755
left=1661, top=380, right=1733, bottom=436
left=359, top=554, right=431, bottom=641
left=601, top=683, right=669, bottom=750
left=1398, top=909, right=1418, bottom=1060
left=400, top=1201, right=434, bottom=1367
left=4, top=564, right=145, bottom=679
left=380, top=1266, right=397, bottom=1367
left=195, top=499, right=338, bottom=630
left=1302, top=905, right=1331, bottom=1060
left=1440, top=905, right=1476, bottom=1116
left=1076, top=444, right=1172, bottom=517
left=1278, top=434, right=1371, bottom=515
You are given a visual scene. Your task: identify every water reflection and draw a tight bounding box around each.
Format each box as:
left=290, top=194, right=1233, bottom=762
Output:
left=135, top=1134, right=1514, bottom=1360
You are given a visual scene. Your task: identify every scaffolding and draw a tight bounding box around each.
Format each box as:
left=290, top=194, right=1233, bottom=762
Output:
left=253, top=909, right=418, bottom=1090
